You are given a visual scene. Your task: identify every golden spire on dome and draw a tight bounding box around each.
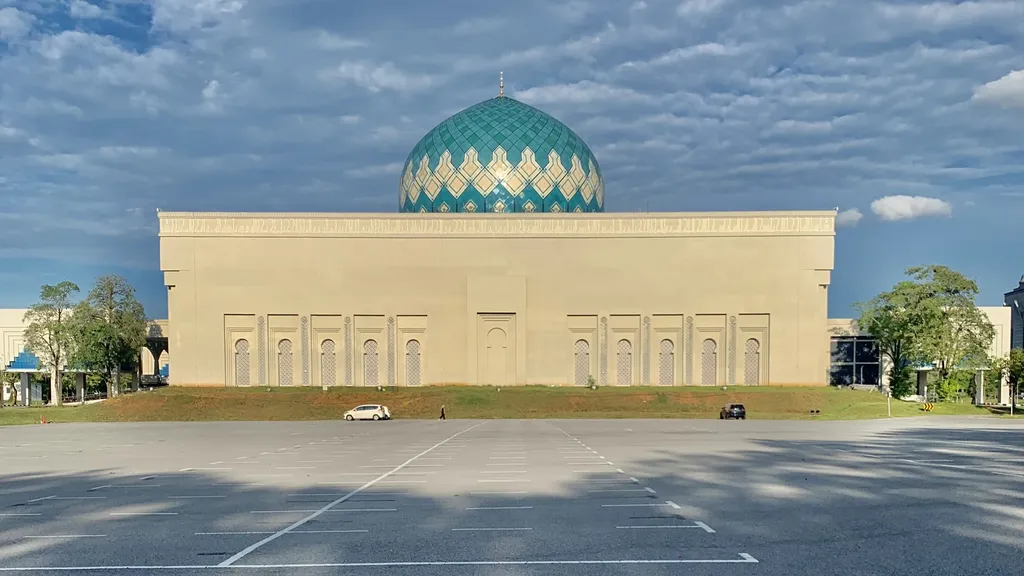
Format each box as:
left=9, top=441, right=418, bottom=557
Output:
left=499, top=71, right=504, bottom=98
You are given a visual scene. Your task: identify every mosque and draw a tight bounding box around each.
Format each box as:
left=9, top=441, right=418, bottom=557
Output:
left=156, top=77, right=840, bottom=389
left=1, top=78, right=1012, bottom=406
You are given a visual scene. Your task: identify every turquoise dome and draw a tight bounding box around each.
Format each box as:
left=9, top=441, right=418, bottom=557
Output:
left=399, top=96, right=604, bottom=213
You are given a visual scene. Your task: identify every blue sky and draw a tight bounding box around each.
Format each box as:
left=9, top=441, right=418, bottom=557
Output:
left=1, top=0, right=1022, bottom=320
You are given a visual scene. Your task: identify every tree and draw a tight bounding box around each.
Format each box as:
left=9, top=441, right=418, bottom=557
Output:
left=71, top=276, right=147, bottom=398
left=909, top=265, right=995, bottom=400
left=23, top=281, right=81, bottom=406
left=855, top=280, right=928, bottom=399
left=992, top=349, right=1024, bottom=410
left=1, top=370, right=18, bottom=406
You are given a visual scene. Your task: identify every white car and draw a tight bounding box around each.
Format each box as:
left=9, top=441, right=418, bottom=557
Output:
left=344, top=404, right=391, bottom=421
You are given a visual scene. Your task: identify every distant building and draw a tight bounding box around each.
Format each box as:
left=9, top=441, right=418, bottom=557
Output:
left=827, top=307, right=1011, bottom=403
left=1003, top=276, right=1024, bottom=350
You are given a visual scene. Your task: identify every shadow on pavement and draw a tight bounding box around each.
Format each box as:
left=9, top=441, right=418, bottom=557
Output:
left=0, top=421, right=1021, bottom=575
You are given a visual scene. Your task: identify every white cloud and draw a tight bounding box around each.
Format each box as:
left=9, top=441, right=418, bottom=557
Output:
left=1, top=0, right=1023, bottom=317
left=835, top=208, right=864, bottom=227
left=315, top=31, right=366, bottom=51
left=677, top=0, right=729, bottom=17
left=616, top=42, right=745, bottom=70
left=150, top=0, right=245, bottom=34
left=516, top=81, right=651, bottom=105
left=876, top=1, right=1024, bottom=29
left=972, top=70, right=1024, bottom=108
left=870, top=195, right=953, bottom=221
left=69, top=0, right=104, bottom=19
left=0, top=7, right=34, bottom=42
left=319, top=61, right=436, bottom=93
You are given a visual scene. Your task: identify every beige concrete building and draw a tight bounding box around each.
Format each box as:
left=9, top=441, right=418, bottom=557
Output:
left=827, top=306, right=1012, bottom=403
left=158, top=210, right=836, bottom=388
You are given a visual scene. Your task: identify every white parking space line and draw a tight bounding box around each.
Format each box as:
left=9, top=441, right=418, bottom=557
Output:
left=23, top=535, right=107, bottom=539
left=644, top=487, right=657, bottom=494
left=195, top=528, right=274, bottom=532
left=469, top=491, right=529, bottom=495
left=0, top=513, right=41, bottom=517
left=8, top=556, right=757, bottom=569
left=487, top=463, right=527, bottom=466
left=168, top=496, right=226, bottom=499
left=466, top=506, right=534, bottom=510
left=109, top=512, right=179, bottom=516
left=250, top=508, right=397, bottom=514
left=694, top=521, right=716, bottom=533
left=361, top=464, right=442, bottom=468
left=601, top=503, right=672, bottom=508
left=291, top=530, right=369, bottom=534
left=666, top=501, right=682, bottom=509
left=481, top=470, right=527, bottom=474
left=587, top=489, right=648, bottom=493
left=276, top=467, right=316, bottom=470
left=615, top=525, right=703, bottom=529
left=218, top=422, right=484, bottom=568
left=452, top=527, right=533, bottom=532
left=489, top=456, right=526, bottom=460
left=478, top=479, right=531, bottom=483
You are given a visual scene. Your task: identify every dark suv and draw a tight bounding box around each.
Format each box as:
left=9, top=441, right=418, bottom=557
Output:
left=719, top=403, right=746, bottom=420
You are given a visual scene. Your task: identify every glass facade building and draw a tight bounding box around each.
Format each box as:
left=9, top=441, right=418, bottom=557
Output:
left=829, top=336, right=881, bottom=386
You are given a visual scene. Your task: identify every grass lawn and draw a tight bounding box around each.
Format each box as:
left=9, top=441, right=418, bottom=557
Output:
left=0, top=385, right=1009, bottom=426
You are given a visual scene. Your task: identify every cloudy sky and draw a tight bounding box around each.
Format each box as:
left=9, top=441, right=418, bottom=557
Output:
left=1, top=0, right=1022, bottom=319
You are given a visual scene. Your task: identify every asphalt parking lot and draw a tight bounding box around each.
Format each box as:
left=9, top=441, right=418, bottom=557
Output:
left=1, top=417, right=1022, bottom=575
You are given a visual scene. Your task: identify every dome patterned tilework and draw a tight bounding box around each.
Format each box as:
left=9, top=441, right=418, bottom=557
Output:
left=399, top=96, right=604, bottom=213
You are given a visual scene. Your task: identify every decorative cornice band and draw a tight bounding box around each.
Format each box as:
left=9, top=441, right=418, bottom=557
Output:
left=157, top=211, right=836, bottom=238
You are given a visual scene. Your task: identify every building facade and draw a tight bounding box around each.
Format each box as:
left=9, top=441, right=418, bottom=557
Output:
left=827, top=307, right=1012, bottom=403
left=158, top=211, right=836, bottom=387
left=1003, top=276, right=1024, bottom=350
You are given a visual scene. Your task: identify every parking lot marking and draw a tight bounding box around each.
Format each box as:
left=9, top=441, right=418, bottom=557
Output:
left=629, top=477, right=640, bottom=483
left=481, top=470, right=527, bottom=474
left=25, top=496, right=56, bottom=503
left=24, top=535, right=106, bottom=539
left=644, top=487, right=657, bottom=494
left=587, top=489, right=648, bottom=493
left=361, top=464, right=441, bottom=468
left=0, top=557, right=731, bottom=569
left=601, top=503, right=672, bottom=508
left=168, top=496, right=226, bottom=499
left=291, top=530, right=369, bottom=534
left=694, top=521, right=716, bottom=533
left=197, top=532, right=274, bottom=536
left=478, top=479, right=531, bottom=483
left=489, top=456, right=526, bottom=460
left=50, top=496, right=106, bottom=500
left=452, top=527, right=533, bottom=531
left=218, top=422, right=484, bottom=567
left=616, top=525, right=702, bottom=529
left=666, top=501, right=682, bottom=509
left=110, top=512, right=179, bottom=516
left=0, top=513, right=41, bottom=517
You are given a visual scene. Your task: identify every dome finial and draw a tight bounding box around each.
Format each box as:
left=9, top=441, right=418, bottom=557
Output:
left=499, top=71, right=504, bottom=98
